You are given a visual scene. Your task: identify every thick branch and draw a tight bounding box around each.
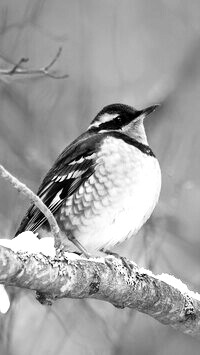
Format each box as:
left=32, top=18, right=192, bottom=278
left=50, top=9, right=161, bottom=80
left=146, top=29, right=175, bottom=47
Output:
left=0, top=244, right=200, bottom=338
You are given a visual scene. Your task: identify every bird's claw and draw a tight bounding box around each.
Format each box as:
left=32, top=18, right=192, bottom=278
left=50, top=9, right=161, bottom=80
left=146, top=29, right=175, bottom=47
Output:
left=102, top=249, right=133, bottom=275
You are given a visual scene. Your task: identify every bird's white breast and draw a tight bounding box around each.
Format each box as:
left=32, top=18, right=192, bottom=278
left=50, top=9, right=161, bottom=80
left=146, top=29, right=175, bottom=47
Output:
left=60, top=136, right=161, bottom=252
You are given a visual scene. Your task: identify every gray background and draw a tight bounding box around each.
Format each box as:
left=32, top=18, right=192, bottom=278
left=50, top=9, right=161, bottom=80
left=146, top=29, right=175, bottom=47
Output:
left=0, top=0, right=200, bottom=354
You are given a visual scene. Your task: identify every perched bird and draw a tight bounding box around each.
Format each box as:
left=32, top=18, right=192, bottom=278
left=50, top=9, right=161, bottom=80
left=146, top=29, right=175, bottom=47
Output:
left=15, top=103, right=161, bottom=255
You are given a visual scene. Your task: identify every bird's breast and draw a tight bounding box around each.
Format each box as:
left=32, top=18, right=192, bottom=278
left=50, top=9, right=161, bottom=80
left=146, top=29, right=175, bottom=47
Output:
left=59, top=136, right=161, bottom=251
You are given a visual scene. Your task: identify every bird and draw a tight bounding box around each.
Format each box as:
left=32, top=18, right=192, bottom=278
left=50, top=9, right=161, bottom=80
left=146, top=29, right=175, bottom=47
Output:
left=15, top=103, right=161, bottom=256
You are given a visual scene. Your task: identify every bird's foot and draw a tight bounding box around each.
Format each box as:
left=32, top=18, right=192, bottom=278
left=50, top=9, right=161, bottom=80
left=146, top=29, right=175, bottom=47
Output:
left=101, top=248, right=133, bottom=275
left=55, top=235, right=91, bottom=259
left=67, top=233, right=92, bottom=258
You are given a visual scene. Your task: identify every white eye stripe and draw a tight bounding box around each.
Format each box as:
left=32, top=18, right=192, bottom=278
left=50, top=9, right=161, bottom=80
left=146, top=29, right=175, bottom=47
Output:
left=88, top=113, right=119, bottom=129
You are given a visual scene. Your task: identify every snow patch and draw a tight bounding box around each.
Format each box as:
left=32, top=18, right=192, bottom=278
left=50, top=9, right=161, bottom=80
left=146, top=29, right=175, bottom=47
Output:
left=156, top=273, right=200, bottom=301
left=0, top=232, right=56, bottom=257
left=60, top=284, right=68, bottom=292
left=0, top=285, right=10, bottom=314
left=39, top=237, right=56, bottom=257
left=139, top=270, right=200, bottom=302
left=156, top=273, right=190, bottom=294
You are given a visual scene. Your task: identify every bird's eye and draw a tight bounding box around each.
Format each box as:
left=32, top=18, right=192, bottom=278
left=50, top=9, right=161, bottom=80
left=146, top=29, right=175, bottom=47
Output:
left=115, top=116, right=123, bottom=128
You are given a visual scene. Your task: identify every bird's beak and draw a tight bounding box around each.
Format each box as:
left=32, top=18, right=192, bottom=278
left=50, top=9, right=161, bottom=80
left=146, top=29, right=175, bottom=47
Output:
left=141, top=104, right=160, bottom=117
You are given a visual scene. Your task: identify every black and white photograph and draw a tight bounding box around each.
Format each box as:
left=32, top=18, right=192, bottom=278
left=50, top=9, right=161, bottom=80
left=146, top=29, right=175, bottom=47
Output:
left=0, top=1, right=200, bottom=354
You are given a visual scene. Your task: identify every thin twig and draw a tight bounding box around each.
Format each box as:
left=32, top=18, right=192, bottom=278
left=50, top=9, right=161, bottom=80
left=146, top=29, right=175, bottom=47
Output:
left=44, top=47, right=62, bottom=71
left=0, top=47, right=68, bottom=79
left=8, top=57, right=29, bottom=74
left=0, top=165, right=61, bottom=248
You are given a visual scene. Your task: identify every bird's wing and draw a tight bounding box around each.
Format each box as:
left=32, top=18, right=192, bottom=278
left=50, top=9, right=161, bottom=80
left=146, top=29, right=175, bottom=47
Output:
left=15, top=133, right=102, bottom=235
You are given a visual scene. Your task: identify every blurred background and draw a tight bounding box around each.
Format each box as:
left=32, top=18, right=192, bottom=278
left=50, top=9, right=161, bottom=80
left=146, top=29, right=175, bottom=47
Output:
left=0, top=0, right=200, bottom=354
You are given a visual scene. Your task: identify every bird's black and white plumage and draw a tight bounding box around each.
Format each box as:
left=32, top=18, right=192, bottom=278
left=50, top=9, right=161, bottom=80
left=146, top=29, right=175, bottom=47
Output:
left=15, top=103, right=161, bottom=252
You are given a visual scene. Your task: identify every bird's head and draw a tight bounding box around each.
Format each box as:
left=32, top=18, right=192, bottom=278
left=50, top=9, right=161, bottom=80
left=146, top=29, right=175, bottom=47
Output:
left=88, top=103, right=159, bottom=145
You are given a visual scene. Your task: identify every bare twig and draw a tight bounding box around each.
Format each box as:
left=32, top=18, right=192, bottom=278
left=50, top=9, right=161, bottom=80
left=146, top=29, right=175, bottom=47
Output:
left=43, top=47, right=62, bottom=72
left=8, top=57, right=29, bottom=74
left=0, top=47, right=68, bottom=80
left=0, top=244, right=200, bottom=338
left=0, top=165, right=61, bottom=248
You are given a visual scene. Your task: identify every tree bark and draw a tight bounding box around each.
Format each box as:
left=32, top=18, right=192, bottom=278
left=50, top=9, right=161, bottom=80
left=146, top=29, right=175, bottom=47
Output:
left=0, top=244, right=200, bottom=338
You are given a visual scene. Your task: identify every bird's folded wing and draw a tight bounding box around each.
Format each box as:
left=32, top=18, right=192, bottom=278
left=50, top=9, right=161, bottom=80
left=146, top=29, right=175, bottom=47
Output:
left=15, top=134, right=101, bottom=235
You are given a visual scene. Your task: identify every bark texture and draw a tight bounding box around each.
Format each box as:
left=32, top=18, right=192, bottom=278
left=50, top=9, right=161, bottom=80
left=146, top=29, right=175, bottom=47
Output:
left=0, top=245, right=200, bottom=338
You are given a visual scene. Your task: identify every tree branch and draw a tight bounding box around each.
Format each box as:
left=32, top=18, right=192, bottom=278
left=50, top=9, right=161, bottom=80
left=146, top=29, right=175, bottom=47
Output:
left=0, top=47, right=68, bottom=81
left=0, top=241, right=200, bottom=338
left=0, top=152, right=199, bottom=338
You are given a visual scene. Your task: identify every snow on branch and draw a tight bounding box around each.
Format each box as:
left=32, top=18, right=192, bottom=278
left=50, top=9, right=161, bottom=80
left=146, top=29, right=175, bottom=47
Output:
left=0, top=164, right=62, bottom=249
left=0, top=240, right=200, bottom=338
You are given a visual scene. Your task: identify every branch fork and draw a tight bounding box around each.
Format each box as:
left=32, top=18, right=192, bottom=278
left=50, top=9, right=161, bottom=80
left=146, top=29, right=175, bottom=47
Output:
left=0, top=47, right=68, bottom=80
